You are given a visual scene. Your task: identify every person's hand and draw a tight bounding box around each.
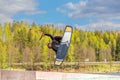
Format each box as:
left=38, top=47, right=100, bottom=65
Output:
left=39, top=32, right=44, bottom=40
left=41, top=32, right=45, bottom=36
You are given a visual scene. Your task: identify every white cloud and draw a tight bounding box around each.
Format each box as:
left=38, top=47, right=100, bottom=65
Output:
left=56, top=8, right=67, bottom=14
left=75, top=21, right=120, bottom=31
left=57, top=0, right=120, bottom=19
left=25, top=10, right=46, bottom=15
left=0, top=14, right=13, bottom=23
left=0, top=0, right=46, bottom=23
left=66, top=2, right=77, bottom=10
left=44, top=23, right=67, bottom=29
left=66, top=1, right=87, bottom=10
left=57, top=0, right=120, bottom=31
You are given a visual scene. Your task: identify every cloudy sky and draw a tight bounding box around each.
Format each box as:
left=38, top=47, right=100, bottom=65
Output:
left=1, top=0, right=120, bottom=31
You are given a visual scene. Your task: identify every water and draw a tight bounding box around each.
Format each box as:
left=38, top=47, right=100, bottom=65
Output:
left=37, top=77, right=120, bottom=80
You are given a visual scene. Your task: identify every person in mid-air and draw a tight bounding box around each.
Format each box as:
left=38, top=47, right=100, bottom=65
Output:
left=42, top=33, right=62, bottom=53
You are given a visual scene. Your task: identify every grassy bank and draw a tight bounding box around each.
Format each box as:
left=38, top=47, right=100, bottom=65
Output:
left=5, top=62, right=120, bottom=73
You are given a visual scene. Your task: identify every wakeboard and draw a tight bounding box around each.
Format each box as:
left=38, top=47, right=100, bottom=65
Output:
left=55, top=26, right=73, bottom=66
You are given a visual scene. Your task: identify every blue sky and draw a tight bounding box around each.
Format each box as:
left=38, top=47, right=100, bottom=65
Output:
left=1, top=0, right=120, bottom=30
left=13, top=0, right=89, bottom=26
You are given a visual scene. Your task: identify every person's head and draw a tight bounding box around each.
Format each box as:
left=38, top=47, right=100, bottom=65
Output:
left=48, top=43, right=52, bottom=49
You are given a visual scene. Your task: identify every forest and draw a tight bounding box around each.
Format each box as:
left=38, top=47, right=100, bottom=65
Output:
left=0, top=21, right=120, bottom=70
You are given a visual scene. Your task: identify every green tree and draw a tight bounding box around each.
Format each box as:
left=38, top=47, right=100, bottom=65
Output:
left=4, top=23, right=12, bottom=42
left=116, top=34, right=120, bottom=60
left=67, top=44, right=75, bottom=62
left=8, top=43, right=21, bottom=68
left=87, top=47, right=96, bottom=62
left=0, top=24, right=2, bottom=39
left=0, top=41, right=8, bottom=68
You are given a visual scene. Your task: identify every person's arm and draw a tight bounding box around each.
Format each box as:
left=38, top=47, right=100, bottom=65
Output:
left=55, top=36, right=62, bottom=43
left=44, top=33, right=54, bottom=40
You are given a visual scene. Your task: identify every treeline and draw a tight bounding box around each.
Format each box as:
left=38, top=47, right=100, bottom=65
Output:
left=0, top=21, right=120, bottom=69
